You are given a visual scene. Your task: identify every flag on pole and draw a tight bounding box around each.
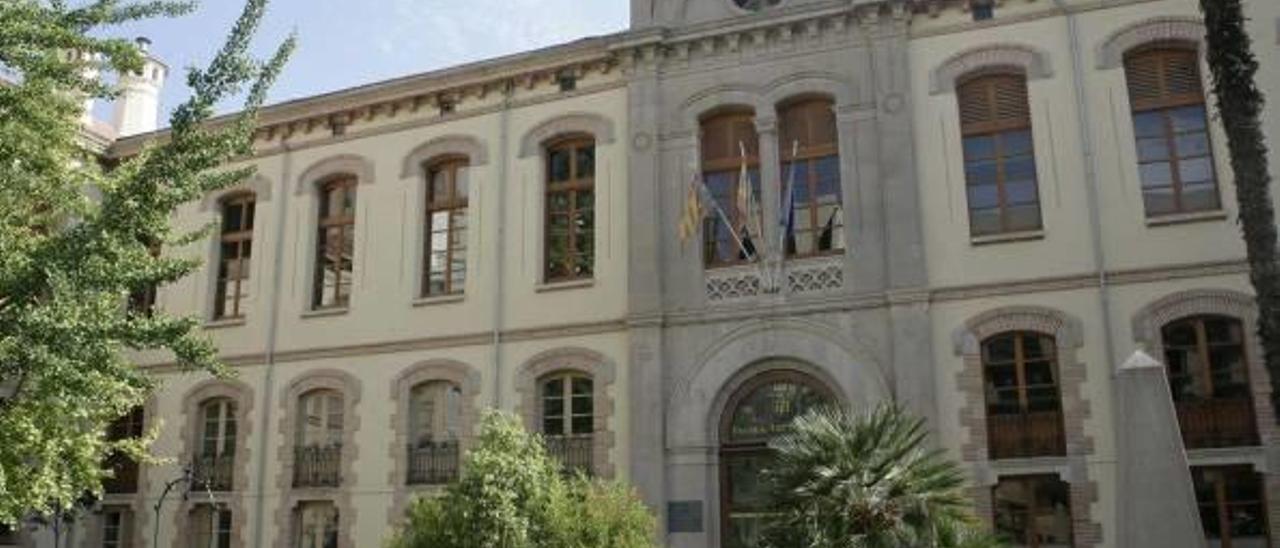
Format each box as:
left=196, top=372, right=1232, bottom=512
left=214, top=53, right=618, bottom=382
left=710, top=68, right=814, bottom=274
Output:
left=734, top=142, right=763, bottom=248
left=677, top=172, right=704, bottom=245
left=779, top=140, right=799, bottom=256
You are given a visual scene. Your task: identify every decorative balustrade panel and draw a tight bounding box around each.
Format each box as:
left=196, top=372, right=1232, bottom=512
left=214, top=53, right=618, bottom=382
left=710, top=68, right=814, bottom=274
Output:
left=705, top=267, right=762, bottom=303
left=1177, top=399, right=1259, bottom=449
left=705, top=257, right=844, bottom=303
left=407, top=441, right=460, bottom=485
left=191, top=453, right=235, bottom=492
left=293, top=445, right=342, bottom=488
left=786, top=258, right=843, bottom=295
left=987, top=411, right=1066, bottom=460
left=544, top=434, right=593, bottom=476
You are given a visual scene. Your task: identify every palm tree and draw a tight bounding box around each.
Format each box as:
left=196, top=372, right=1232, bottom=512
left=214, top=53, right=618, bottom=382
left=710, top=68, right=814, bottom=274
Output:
left=1198, top=0, right=1280, bottom=415
left=761, top=405, right=1002, bottom=548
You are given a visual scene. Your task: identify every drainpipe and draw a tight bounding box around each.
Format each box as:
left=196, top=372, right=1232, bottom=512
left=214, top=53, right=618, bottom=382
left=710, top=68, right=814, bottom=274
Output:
left=491, top=84, right=513, bottom=409
left=252, top=140, right=292, bottom=548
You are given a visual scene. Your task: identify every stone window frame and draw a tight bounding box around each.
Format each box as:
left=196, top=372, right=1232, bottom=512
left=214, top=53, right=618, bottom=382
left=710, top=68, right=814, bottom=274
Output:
left=515, top=347, right=616, bottom=478
left=1095, top=16, right=1205, bottom=70
left=400, top=134, right=489, bottom=178
left=170, top=379, right=255, bottom=548
left=273, top=369, right=362, bottom=548
left=1131, top=288, right=1280, bottom=542
left=200, top=176, right=272, bottom=325
left=929, top=43, right=1054, bottom=95
left=517, top=112, right=616, bottom=159
left=952, top=305, right=1101, bottom=547
left=385, top=360, right=482, bottom=527
left=294, top=154, right=376, bottom=315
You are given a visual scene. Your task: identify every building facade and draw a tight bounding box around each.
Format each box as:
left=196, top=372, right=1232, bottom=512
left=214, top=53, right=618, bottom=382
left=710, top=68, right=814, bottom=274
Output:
left=7, top=0, right=1280, bottom=547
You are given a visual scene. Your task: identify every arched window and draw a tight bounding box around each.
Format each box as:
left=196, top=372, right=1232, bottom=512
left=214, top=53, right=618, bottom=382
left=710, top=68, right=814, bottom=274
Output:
left=423, top=158, right=469, bottom=297
left=957, top=73, right=1042, bottom=236
left=194, top=397, right=236, bottom=492
left=294, top=389, right=344, bottom=488
left=981, top=332, right=1065, bottom=459
left=313, top=177, right=357, bottom=309
left=779, top=98, right=843, bottom=257
left=544, top=138, right=595, bottom=282
left=406, top=380, right=462, bottom=484
left=1161, top=315, right=1257, bottom=448
left=700, top=109, right=760, bottom=267
left=539, top=372, right=594, bottom=474
left=992, top=475, right=1073, bottom=547
left=215, top=193, right=254, bottom=320
left=719, top=369, right=833, bottom=548
left=1124, top=45, right=1218, bottom=216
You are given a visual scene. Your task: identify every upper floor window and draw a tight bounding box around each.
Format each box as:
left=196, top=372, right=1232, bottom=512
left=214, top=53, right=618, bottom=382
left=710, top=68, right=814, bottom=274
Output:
left=313, top=177, right=356, bottom=310
left=992, top=475, right=1073, bottom=548
left=294, top=389, right=343, bottom=488
left=423, top=158, right=469, bottom=297
left=544, top=138, right=595, bottom=283
left=779, top=98, right=843, bottom=257
left=127, top=239, right=161, bottom=317
left=214, top=194, right=254, bottom=320
left=1161, top=315, right=1258, bottom=448
left=1192, top=465, right=1270, bottom=547
left=190, top=504, right=232, bottom=548
left=407, top=380, right=462, bottom=484
left=982, top=332, right=1065, bottom=459
left=104, top=406, right=144, bottom=494
left=700, top=109, right=760, bottom=267
left=1124, top=46, right=1219, bottom=217
left=540, top=372, right=593, bottom=474
left=193, top=397, right=236, bottom=492
left=957, top=73, right=1042, bottom=237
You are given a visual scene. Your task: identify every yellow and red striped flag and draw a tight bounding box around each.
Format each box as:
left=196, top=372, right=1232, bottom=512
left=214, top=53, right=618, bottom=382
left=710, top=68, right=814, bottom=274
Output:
left=678, top=174, right=704, bottom=245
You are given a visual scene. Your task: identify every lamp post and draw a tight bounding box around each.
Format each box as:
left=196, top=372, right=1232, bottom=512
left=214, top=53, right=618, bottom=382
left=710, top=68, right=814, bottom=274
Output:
left=151, top=465, right=217, bottom=548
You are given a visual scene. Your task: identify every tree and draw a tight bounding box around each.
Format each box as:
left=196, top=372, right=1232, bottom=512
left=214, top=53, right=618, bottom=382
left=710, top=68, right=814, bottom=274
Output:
left=762, top=405, right=1002, bottom=548
left=0, top=0, right=293, bottom=524
left=387, top=411, right=655, bottom=548
left=1197, top=0, right=1280, bottom=415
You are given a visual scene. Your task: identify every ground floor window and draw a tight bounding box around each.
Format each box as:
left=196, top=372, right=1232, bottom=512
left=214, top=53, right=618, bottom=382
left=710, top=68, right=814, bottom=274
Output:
left=1193, top=465, right=1270, bottom=548
left=294, top=501, right=339, bottom=548
left=190, top=504, right=232, bottom=548
left=718, top=367, right=833, bottom=548
left=992, top=475, right=1073, bottom=548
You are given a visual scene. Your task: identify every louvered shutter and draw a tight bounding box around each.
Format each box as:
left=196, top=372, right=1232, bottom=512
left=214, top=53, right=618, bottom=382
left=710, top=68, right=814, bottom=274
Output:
left=1125, top=47, right=1203, bottom=110
left=958, top=74, right=1031, bottom=135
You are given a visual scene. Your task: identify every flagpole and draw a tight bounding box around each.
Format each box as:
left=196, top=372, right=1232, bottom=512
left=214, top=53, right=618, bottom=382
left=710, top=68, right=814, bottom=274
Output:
left=689, top=143, right=755, bottom=262
left=779, top=140, right=799, bottom=256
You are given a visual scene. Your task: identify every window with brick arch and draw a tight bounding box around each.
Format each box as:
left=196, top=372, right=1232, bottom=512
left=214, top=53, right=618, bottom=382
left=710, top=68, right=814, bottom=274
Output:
left=544, top=138, right=595, bottom=282
left=700, top=109, right=760, bottom=267
left=406, top=380, right=462, bottom=485
left=313, top=177, right=356, bottom=309
left=540, top=372, right=594, bottom=475
left=423, top=158, right=468, bottom=297
left=779, top=97, right=843, bottom=257
left=194, top=397, right=236, bottom=492
left=1124, top=45, right=1219, bottom=217
left=957, top=72, right=1042, bottom=236
left=214, top=193, right=254, bottom=320
left=1161, top=315, right=1258, bottom=448
left=1192, top=465, right=1271, bottom=547
left=981, top=331, right=1065, bottom=459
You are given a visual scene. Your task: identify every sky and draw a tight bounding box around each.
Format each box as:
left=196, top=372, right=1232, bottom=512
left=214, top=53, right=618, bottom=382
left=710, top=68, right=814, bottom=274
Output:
left=100, top=0, right=630, bottom=119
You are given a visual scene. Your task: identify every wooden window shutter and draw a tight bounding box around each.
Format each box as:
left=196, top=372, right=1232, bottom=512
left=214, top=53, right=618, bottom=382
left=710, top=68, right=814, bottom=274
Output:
left=1124, top=47, right=1204, bottom=110
left=958, top=73, right=1030, bottom=135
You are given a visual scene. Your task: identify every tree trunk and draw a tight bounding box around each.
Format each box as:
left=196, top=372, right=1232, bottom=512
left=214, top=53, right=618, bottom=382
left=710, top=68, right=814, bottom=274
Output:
left=1198, top=0, right=1280, bottom=416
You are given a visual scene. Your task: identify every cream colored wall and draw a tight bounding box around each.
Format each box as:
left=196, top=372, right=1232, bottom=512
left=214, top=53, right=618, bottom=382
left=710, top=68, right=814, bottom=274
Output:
left=909, top=0, right=1280, bottom=290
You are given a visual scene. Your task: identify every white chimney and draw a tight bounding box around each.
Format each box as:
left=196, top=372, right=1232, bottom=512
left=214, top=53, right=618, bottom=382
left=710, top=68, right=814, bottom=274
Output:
left=112, top=37, right=167, bottom=136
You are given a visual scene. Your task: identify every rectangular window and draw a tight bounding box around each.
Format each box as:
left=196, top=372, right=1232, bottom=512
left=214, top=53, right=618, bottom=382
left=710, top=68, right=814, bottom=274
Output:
left=779, top=98, right=844, bottom=257
left=104, top=407, right=144, bottom=494
left=101, top=508, right=132, bottom=548
left=701, top=110, right=762, bottom=267
left=544, top=139, right=595, bottom=282
left=127, top=240, right=161, bottom=317
left=1125, top=47, right=1220, bottom=217
left=423, top=159, right=468, bottom=297
left=190, top=505, right=232, bottom=548
left=215, top=194, right=255, bottom=319
left=993, top=475, right=1073, bottom=548
left=958, top=73, right=1042, bottom=237
left=313, top=177, right=357, bottom=309
left=1192, top=465, right=1270, bottom=547
left=294, top=501, right=339, bottom=548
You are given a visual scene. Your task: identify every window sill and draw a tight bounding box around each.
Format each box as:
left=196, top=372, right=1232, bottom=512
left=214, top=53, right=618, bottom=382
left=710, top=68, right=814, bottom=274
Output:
left=535, top=278, right=595, bottom=293
left=301, top=307, right=349, bottom=319
left=204, top=317, right=247, bottom=330
left=970, top=230, right=1045, bottom=246
left=1145, top=209, right=1228, bottom=227
left=412, top=294, right=465, bottom=307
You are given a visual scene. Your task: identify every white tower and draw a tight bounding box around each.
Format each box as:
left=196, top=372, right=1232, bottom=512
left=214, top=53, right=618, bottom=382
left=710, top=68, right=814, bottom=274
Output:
left=112, top=37, right=168, bottom=136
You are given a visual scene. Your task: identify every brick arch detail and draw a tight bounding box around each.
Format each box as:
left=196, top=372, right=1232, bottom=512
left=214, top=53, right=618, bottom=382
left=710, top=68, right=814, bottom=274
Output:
left=1096, top=16, right=1204, bottom=70
left=272, top=369, right=362, bottom=548
left=952, top=305, right=1101, bottom=547
left=169, top=379, right=256, bottom=548
left=930, top=43, right=1054, bottom=94
left=384, top=359, right=483, bottom=528
left=514, top=347, right=617, bottom=478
